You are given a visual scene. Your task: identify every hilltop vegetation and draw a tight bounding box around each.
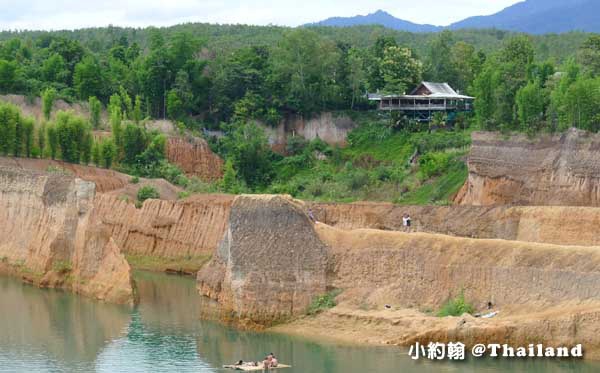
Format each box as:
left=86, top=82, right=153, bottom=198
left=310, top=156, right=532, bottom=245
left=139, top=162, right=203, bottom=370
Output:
left=0, top=24, right=600, bottom=204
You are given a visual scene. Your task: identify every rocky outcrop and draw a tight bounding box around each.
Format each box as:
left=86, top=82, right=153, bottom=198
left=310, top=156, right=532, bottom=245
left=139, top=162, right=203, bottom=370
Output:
left=94, top=193, right=233, bottom=260
left=197, top=195, right=328, bottom=326
left=311, top=202, right=600, bottom=246
left=0, top=166, right=135, bottom=304
left=0, top=157, right=182, bottom=199
left=318, top=224, right=600, bottom=309
left=258, top=112, right=357, bottom=152
left=166, top=136, right=224, bottom=181
left=458, top=129, right=600, bottom=206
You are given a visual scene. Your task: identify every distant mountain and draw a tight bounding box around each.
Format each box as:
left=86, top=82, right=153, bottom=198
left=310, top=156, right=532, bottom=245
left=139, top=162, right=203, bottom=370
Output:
left=307, top=10, right=441, bottom=33
left=448, top=0, right=600, bottom=34
left=307, top=1, right=600, bottom=34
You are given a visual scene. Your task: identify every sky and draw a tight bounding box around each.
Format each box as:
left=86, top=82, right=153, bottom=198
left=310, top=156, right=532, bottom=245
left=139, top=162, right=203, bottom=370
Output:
left=0, top=0, right=523, bottom=31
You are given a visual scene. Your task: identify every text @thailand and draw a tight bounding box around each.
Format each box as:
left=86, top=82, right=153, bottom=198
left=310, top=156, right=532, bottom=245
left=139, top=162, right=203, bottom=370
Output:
left=409, top=342, right=584, bottom=360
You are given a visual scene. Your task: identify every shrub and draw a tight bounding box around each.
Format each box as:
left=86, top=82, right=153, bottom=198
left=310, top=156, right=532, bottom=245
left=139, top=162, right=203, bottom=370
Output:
left=307, top=290, right=341, bottom=315
left=437, top=290, right=474, bottom=317
left=418, top=152, right=451, bottom=179
left=52, top=260, right=72, bottom=274
left=137, top=185, right=160, bottom=203
left=178, top=191, right=191, bottom=199
left=130, top=176, right=139, bottom=184
left=345, top=169, right=370, bottom=190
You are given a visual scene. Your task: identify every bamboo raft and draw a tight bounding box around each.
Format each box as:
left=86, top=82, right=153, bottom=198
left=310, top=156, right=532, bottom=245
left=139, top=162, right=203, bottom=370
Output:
left=223, top=364, right=291, bottom=371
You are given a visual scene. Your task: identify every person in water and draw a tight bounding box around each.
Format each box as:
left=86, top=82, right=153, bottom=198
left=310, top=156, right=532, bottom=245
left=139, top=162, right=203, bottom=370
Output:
left=270, top=354, right=278, bottom=367
left=262, top=356, right=271, bottom=370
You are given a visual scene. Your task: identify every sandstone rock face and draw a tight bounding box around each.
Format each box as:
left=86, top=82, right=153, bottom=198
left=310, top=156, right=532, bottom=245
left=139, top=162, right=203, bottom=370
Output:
left=166, top=136, right=224, bottom=181
left=317, top=224, right=600, bottom=310
left=258, top=112, right=357, bottom=152
left=197, top=195, right=328, bottom=325
left=0, top=166, right=135, bottom=304
left=0, top=157, right=182, bottom=199
left=95, top=193, right=233, bottom=259
left=458, top=129, right=600, bottom=206
left=311, top=202, right=600, bottom=246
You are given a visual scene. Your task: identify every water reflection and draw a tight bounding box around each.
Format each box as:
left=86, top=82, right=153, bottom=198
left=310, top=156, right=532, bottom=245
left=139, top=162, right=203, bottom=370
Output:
left=1, top=272, right=600, bottom=372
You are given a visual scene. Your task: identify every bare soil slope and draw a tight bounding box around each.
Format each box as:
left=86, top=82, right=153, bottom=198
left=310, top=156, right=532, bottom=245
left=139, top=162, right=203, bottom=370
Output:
left=458, top=129, right=600, bottom=206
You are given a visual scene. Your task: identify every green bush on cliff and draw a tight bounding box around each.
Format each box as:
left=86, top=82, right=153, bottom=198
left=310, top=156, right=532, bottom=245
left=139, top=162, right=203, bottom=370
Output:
left=52, top=260, right=72, bottom=274
left=307, top=290, right=341, bottom=316
left=437, top=291, right=474, bottom=317
left=137, top=185, right=160, bottom=203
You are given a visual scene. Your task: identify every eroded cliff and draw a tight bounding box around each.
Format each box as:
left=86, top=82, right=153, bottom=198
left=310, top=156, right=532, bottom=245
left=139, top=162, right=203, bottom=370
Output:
left=311, top=202, right=600, bottom=246
left=197, top=195, right=328, bottom=326
left=0, top=166, right=135, bottom=304
left=277, top=224, right=600, bottom=358
left=458, top=129, right=600, bottom=206
left=166, top=136, right=224, bottom=181
left=95, top=193, right=233, bottom=269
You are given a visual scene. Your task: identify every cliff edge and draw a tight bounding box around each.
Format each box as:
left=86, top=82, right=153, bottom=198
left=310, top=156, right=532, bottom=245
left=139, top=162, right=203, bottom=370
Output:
left=458, top=129, right=600, bottom=206
left=197, top=194, right=328, bottom=326
left=0, top=166, right=136, bottom=305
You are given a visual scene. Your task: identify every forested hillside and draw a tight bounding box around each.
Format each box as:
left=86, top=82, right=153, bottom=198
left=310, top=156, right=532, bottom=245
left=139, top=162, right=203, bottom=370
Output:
left=1, top=24, right=600, bottom=203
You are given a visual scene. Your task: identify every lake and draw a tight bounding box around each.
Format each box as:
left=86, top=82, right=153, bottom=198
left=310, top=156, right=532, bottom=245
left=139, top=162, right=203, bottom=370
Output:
left=0, top=271, right=598, bottom=372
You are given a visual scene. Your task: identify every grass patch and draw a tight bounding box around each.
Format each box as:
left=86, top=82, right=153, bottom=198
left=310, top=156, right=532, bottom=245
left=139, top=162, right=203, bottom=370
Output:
left=437, top=290, right=475, bottom=317
left=307, top=289, right=342, bottom=316
left=52, top=260, right=72, bottom=274
left=46, top=165, right=72, bottom=175
left=397, top=159, right=468, bottom=205
left=125, top=254, right=211, bottom=274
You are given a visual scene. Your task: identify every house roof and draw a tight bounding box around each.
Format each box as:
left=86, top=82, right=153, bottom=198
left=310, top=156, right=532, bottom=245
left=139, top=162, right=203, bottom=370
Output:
left=411, top=82, right=459, bottom=96
left=368, top=82, right=474, bottom=100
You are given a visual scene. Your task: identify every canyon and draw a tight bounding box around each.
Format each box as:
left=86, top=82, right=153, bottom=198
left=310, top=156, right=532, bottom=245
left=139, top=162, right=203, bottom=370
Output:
left=3, top=127, right=600, bottom=358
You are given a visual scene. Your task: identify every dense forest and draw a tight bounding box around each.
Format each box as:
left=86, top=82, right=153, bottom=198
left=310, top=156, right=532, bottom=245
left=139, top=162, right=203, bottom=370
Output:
left=1, top=23, right=600, bottom=203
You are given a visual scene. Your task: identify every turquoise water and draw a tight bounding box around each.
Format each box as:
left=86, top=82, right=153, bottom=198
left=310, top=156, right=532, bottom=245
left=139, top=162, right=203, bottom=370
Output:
left=0, top=271, right=599, bottom=372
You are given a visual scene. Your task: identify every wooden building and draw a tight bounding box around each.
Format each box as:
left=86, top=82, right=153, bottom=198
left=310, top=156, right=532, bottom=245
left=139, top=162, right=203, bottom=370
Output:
left=368, top=82, right=474, bottom=122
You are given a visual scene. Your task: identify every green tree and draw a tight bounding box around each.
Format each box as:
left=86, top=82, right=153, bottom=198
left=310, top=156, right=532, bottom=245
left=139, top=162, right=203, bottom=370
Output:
left=0, top=103, right=17, bottom=155
left=91, top=140, right=101, bottom=166
left=426, top=31, right=457, bottom=86
left=41, top=53, right=69, bottom=82
left=74, top=55, right=106, bottom=100
left=122, top=123, right=147, bottom=164
left=348, top=47, right=367, bottom=109
left=133, top=95, right=143, bottom=123
left=271, top=29, right=340, bottom=114
left=100, top=138, right=117, bottom=168
left=221, top=122, right=273, bottom=188
left=37, top=122, right=46, bottom=157
left=13, top=110, right=23, bottom=157
left=562, top=77, right=600, bottom=132
left=135, top=133, right=166, bottom=168
left=167, top=70, right=193, bottom=120
left=578, top=35, right=600, bottom=77
left=88, top=96, right=102, bottom=129
left=516, top=80, right=549, bottom=133
left=46, top=123, right=58, bottom=159
left=41, top=87, right=56, bottom=121
left=380, top=46, right=422, bottom=94
left=53, top=111, right=93, bottom=163
left=220, top=159, right=243, bottom=193
left=0, top=59, right=18, bottom=93
left=119, top=86, right=133, bottom=119
left=22, top=117, right=34, bottom=157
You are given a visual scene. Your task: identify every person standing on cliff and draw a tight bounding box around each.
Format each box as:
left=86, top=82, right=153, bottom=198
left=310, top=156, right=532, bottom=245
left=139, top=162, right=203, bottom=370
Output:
left=403, top=214, right=412, bottom=232
left=308, top=208, right=316, bottom=223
